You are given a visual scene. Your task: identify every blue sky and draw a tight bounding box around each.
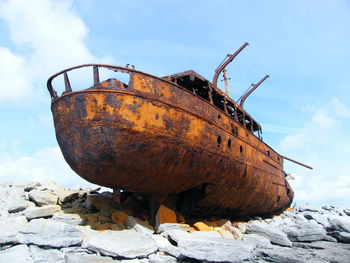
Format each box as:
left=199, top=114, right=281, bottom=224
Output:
left=0, top=0, right=349, bottom=207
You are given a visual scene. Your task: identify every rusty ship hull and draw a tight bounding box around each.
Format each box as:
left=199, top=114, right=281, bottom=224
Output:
left=48, top=64, right=294, bottom=217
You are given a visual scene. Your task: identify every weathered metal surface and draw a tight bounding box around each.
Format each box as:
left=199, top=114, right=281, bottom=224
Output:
left=48, top=63, right=294, bottom=218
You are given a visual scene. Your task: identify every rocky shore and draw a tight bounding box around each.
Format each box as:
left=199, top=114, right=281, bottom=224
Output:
left=1, top=180, right=350, bottom=263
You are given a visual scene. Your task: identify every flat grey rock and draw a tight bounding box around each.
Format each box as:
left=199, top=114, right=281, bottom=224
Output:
left=0, top=186, right=28, bottom=213
left=126, top=216, right=154, bottom=236
left=302, top=212, right=330, bottom=228
left=190, top=230, right=221, bottom=238
left=295, top=205, right=321, bottom=213
left=329, top=231, right=350, bottom=243
left=246, top=221, right=292, bottom=247
left=28, top=190, right=58, bottom=206
left=156, top=223, right=190, bottom=234
left=148, top=253, right=177, bottom=263
left=24, top=205, right=61, bottom=219
left=328, top=215, right=350, bottom=232
left=168, top=230, right=255, bottom=263
left=52, top=212, right=83, bottom=225
left=282, top=220, right=327, bottom=242
left=257, top=247, right=329, bottom=263
left=0, top=215, right=27, bottom=244
left=65, top=253, right=116, bottom=263
left=30, top=245, right=65, bottom=263
left=0, top=244, right=31, bottom=263
left=55, top=189, right=79, bottom=203
left=82, top=229, right=158, bottom=258
left=243, top=233, right=273, bottom=249
left=19, top=218, right=83, bottom=248
left=151, top=235, right=180, bottom=258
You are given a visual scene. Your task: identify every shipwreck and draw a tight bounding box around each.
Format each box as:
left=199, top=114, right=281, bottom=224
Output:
left=47, top=42, right=311, bottom=219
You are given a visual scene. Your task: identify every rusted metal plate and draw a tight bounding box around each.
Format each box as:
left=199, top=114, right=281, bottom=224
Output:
left=48, top=64, right=293, bottom=218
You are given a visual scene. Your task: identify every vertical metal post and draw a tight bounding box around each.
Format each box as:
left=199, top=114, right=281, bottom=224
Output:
left=64, top=72, right=72, bottom=92
left=93, top=66, right=100, bottom=85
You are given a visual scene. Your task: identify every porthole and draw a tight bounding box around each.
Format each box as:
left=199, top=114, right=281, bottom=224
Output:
left=228, top=139, right=231, bottom=148
left=218, top=114, right=221, bottom=120
left=240, top=145, right=243, bottom=153
left=217, top=135, right=222, bottom=145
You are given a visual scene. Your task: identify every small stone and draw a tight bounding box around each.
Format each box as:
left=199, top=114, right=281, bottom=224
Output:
left=28, top=190, right=58, bottom=206
left=111, top=210, right=129, bottom=225
left=344, top=209, right=350, bottom=216
left=24, top=205, right=61, bottom=220
left=155, top=205, right=177, bottom=226
left=126, top=216, right=154, bottom=236
left=86, top=194, right=114, bottom=216
left=193, top=222, right=212, bottom=231
left=19, top=218, right=83, bottom=248
left=225, top=225, right=243, bottom=240
left=0, top=244, right=31, bottom=263
left=55, top=190, right=79, bottom=203
left=237, top=223, right=247, bottom=234
left=218, top=229, right=234, bottom=238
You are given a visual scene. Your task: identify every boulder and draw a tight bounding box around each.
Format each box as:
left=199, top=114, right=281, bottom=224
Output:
left=246, top=221, right=292, bottom=247
left=28, top=190, right=58, bottom=206
left=19, top=218, right=83, bottom=247
left=24, top=205, right=61, bottom=220
left=0, top=244, right=31, bottom=263
left=82, top=229, right=158, bottom=258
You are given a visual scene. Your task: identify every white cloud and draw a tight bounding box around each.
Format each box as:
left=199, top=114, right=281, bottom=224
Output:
left=0, top=0, right=112, bottom=101
left=0, top=47, right=32, bottom=100
left=280, top=98, right=350, bottom=207
left=0, top=146, right=97, bottom=188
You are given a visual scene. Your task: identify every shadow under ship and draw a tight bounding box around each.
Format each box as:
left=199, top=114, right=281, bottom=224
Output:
left=48, top=43, right=301, bottom=218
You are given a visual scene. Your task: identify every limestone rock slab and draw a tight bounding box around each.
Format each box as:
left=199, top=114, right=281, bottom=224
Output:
left=19, top=218, right=83, bottom=247
left=246, top=221, right=292, bottom=247
left=82, top=229, right=158, bottom=258
left=24, top=205, right=61, bottom=219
